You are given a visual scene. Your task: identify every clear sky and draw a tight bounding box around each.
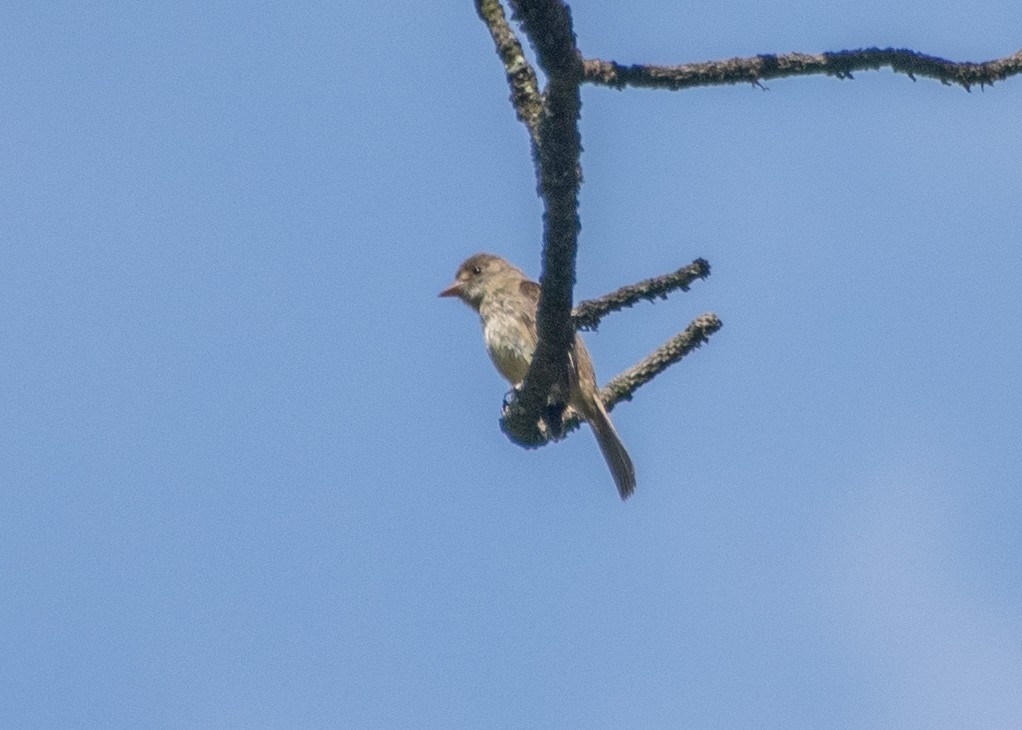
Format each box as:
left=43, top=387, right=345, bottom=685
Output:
left=3, top=2, right=1021, bottom=728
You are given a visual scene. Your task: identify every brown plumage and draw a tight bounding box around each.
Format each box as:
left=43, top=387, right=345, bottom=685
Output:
left=440, top=253, right=636, bottom=499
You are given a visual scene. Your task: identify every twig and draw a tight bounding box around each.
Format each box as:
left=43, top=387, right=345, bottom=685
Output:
left=551, top=313, right=724, bottom=438
left=573, top=258, right=711, bottom=331
left=583, top=47, right=1022, bottom=91
left=474, top=0, right=543, bottom=150
left=600, top=313, right=723, bottom=412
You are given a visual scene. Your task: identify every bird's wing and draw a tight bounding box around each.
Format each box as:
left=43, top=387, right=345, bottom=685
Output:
left=518, top=279, right=541, bottom=339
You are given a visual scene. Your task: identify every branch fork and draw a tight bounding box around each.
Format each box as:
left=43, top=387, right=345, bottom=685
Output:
left=475, top=0, right=1020, bottom=448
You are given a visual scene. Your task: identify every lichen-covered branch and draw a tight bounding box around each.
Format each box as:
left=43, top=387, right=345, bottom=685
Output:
left=499, top=0, right=586, bottom=446
left=474, top=0, right=543, bottom=149
left=475, top=2, right=1019, bottom=454
left=542, top=313, right=724, bottom=439
left=599, top=313, right=723, bottom=412
left=573, top=258, right=711, bottom=332
left=583, top=47, right=1022, bottom=91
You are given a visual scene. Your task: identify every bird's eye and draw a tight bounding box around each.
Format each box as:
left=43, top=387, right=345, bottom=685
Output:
left=471, top=265, right=482, bottom=275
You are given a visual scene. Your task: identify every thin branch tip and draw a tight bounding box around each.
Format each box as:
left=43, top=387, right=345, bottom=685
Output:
left=573, top=257, right=712, bottom=331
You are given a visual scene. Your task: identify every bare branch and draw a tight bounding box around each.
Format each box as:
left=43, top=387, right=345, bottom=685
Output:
left=474, top=0, right=543, bottom=149
left=476, top=5, right=1020, bottom=455
left=600, top=313, right=723, bottom=412
left=583, top=47, right=1022, bottom=91
left=535, top=312, right=724, bottom=440
left=500, top=0, right=586, bottom=446
left=573, top=258, right=711, bottom=332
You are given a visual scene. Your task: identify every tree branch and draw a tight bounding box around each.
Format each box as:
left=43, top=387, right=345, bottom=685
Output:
left=600, top=313, right=723, bottom=412
left=474, top=0, right=543, bottom=150
left=583, top=47, right=1022, bottom=91
left=537, top=312, right=724, bottom=439
left=573, top=258, right=711, bottom=332
left=498, top=0, right=586, bottom=446
left=474, top=4, right=1021, bottom=454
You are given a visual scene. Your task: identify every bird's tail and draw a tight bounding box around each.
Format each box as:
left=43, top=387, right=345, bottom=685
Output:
left=586, top=396, right=636, bottom=500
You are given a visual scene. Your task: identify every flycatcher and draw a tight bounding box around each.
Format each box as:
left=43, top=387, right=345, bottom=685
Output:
left=440, top=253, right=636, bottom=499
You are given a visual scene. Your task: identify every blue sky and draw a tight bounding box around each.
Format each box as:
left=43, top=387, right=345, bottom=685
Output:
left=3, top=2, right=1021, bottom=727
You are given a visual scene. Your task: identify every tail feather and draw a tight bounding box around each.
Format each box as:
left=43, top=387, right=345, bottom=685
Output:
left=587, top=398, right=636, bottom=500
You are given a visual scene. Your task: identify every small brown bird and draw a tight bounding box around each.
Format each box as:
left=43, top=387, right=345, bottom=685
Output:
left=440, top=253, right=636, bottom=499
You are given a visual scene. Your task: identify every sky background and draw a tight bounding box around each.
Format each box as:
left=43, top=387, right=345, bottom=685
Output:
left=2, top=2, right=1021, bottom=727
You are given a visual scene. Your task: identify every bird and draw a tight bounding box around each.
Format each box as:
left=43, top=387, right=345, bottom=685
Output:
left=440, top=253, right=636, bottom=499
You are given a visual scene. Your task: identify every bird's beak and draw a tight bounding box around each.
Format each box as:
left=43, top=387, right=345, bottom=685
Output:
left=438, top=282, right=462, bottom=298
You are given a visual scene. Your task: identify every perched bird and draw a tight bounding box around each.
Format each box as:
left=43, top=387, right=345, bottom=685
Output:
left=440, top=253, right=636, bottom=499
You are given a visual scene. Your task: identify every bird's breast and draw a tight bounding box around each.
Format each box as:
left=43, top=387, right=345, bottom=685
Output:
left=480, top=308, right=534, bottom=386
